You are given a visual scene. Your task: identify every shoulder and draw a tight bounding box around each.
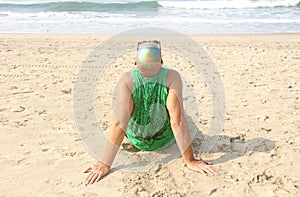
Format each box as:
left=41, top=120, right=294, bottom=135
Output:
left=166, top=68, right=179, bottom=75
left=120, top=71, right=132, bottom=79
left=118, top=71, right=133, bottom=91
left=166, top=68, right=182, bottom=88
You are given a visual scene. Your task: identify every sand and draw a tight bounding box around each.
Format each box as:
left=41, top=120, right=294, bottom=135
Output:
left=0, top=33, right=299, bottom=196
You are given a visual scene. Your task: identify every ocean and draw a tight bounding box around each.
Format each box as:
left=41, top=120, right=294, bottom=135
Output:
left=0, top=0, right=299, bottom=34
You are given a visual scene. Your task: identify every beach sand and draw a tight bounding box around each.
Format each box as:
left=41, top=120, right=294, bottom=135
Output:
left=0, top=33, right=299, bottom=196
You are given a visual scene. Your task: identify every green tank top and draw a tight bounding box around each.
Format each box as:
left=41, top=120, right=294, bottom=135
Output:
left=126, top=67, right=174, bottom=151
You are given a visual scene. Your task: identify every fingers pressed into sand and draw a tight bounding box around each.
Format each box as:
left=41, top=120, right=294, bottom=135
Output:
left=202, top=160, right=213, bottom=165
left=96, top=172, right=103, bottom=182
left=86, top=172, right=96, bottom=185
left=200, top=164, right=217, bottom=175
left=199, top=168, right=208, bottom=175
left=90, top=172, right=100, bottom=184
left=189, top=163, right=206, bottom=175
left=203, top=167, right=213, bottom=175
left=84, top=173, right=91, bottom=185
left=84, top=167, right=92, bottom=173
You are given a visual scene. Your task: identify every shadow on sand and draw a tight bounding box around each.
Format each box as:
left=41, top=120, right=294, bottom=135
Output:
left=113, top=115, right=276, bottom=171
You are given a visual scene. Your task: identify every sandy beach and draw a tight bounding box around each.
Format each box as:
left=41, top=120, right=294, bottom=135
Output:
left=0, top=33, right=299, bottom=196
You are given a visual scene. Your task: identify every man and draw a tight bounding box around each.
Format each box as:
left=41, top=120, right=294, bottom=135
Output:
left=84, top=40, right=217, bottom=185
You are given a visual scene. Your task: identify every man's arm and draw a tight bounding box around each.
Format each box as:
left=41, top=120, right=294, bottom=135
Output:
left=166, top=69, right=217, bottom=175
left=84, top=72, right=133, bottom=185
left=84, top=121, right=125, bottom=185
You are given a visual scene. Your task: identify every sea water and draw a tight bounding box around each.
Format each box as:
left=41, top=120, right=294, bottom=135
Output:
left=0, top=0, right=299, bottom=34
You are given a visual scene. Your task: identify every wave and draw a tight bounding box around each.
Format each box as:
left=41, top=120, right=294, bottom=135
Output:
left=0, top=0, right=299, bottom=12
left=159, top=0, right=300, bottom=9
left=0, top=1, right=161, bottom=12
left=3, top=11, right=300, bottom=24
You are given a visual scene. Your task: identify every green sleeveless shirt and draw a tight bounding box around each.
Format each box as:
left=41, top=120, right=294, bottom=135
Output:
left=126, top=67, right=174, bottom=151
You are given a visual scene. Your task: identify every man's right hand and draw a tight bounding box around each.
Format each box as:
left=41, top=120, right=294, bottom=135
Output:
left=84, top=162, right=110, bottom=185
left=185, top=159, right=217, bottom=176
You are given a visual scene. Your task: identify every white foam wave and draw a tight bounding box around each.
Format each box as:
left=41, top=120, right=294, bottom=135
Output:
left=158, top=0, right=299, bottom=9
left=1, top=11, right=300, bottom=24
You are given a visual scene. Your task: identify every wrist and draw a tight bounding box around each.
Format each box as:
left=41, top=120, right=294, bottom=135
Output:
left=183, top=156, right=195, bottom=165
left=98, top=161, right=111, bottom=168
